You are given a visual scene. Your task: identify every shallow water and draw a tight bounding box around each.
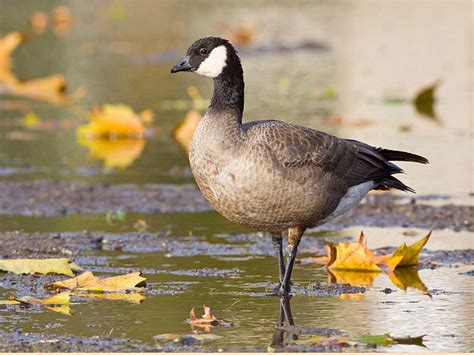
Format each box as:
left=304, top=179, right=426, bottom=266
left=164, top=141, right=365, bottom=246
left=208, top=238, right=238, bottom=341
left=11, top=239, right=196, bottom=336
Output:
left=0, top=0, right=473, bottom=352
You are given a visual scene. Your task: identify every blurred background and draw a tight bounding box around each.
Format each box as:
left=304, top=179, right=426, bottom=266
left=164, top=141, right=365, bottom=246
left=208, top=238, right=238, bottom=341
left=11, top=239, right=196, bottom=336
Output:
left=0, top=0, right=473, bottom=352
left=0, top=0, right=471, bottom=196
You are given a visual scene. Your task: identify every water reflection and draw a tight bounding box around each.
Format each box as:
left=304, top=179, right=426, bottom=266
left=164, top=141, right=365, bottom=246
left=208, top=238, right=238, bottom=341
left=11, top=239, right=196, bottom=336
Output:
left=77, top=138, right=146, bottom=169
left=271, top=295, right=298, bottom=348
left=328, top=267, right=429, bottom=295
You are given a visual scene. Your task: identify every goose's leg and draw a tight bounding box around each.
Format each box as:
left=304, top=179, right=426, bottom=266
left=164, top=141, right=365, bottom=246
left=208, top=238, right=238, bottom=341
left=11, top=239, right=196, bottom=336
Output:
left=279, top=226, right=305, bottom=294
left=271, top=233, right=285, bottom=288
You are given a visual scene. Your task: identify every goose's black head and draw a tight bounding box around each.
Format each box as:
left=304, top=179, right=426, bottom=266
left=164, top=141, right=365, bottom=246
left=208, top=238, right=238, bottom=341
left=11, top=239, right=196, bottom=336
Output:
left=171, top=37, right=241, bottom=79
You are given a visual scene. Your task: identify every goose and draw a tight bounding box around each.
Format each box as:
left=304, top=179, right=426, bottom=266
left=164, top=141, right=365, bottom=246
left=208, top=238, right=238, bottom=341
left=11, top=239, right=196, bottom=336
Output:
left=171, top=37, right=428, bottom=295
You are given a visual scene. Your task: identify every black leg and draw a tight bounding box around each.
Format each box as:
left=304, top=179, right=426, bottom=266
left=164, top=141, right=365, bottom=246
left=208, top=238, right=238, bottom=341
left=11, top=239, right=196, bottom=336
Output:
left=279, top=227, right=305, bottom=294
left=271, top=234, right=285, bottom=286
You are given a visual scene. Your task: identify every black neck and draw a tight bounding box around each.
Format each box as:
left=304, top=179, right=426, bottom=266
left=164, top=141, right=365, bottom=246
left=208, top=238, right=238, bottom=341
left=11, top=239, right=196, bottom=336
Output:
left=209, top=50, right=244, bottom=124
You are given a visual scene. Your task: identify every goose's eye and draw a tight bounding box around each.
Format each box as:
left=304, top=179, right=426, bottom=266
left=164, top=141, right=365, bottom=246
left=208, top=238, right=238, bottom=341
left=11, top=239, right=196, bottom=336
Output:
left=199, top=48, right=208, bottom=56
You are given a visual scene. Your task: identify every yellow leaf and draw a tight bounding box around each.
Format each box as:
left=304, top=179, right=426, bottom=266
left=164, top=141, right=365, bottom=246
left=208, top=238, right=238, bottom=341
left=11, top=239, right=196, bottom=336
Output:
left=327, top=232, right=381, bottom=272
left=0, top=258, right=82, bottom=276
left=0, top=300, right=21, bottom=305
left=2, top=292, right=73, bottom=315
left=173, top=110, right=201, bottom=152
left=384, top=232, right=431, bottom=271
left=0, top=32, right=23, bottom=76
left=7, top=75, right=68, bottom=105
left=48, top=271, right=146, bottom=293
left=77, top=104, right=147, bottom=139
left=40, top=291, right=71, bottom=305
left=77, top=137, right=146, bottom=169
left=45, top=305, right=71, bottom=315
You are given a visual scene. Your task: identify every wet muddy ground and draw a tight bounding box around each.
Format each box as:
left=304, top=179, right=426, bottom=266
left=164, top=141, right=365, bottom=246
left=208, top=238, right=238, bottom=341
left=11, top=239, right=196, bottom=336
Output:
left=1, top=205, right=473, bottom=352
left=1, top=180, right=472, bottom=230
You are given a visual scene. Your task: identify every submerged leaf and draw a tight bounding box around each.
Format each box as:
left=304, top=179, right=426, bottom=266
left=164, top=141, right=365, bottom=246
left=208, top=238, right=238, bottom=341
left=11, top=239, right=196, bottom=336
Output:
left=0, top=258, right=82, bottom=276
left=48, top=271, right=146, bottom=293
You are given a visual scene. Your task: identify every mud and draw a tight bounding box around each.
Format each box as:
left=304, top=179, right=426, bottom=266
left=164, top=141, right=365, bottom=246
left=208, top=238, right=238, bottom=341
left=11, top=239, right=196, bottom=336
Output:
left=0, top=180, right=208, bottom=216
left=0, top=330, right=162, bottom=352
left=0, top=180, right=472, bottom=231
left=2, top=230, right=472, bottom=269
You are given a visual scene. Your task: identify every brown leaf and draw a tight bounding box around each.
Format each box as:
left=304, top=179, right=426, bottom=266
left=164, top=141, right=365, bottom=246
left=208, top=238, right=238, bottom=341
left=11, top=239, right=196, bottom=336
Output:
left=188, top=305, right=221, bottom=331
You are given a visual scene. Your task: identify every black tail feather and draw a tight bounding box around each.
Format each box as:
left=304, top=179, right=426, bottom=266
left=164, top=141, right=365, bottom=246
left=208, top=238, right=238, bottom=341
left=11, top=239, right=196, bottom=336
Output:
left=377, top=148, right=429, bottom=164
left=374, top=176, right=415, bottom=193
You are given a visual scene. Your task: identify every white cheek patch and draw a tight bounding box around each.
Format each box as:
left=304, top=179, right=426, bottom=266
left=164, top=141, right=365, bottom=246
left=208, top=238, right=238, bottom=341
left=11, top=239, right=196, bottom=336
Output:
left=195, top=45, right=227, bottom=78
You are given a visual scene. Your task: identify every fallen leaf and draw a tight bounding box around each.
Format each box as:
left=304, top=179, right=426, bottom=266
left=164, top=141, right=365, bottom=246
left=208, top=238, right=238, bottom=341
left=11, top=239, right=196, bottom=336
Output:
left=0, top=258, right=82, bottom=276
left=0, top=32, right=23, bottom=78
left=413, top=80, right=441, bottom=120
left=188, top=305, right=221, bottom=331
left=8, top=74, right=68, bottom=104
left=77, top=104, right=148, bottom=139
left=173, top=110, right=201, bottom=152
left=29, top=11, right=48, bottom=34
left=47, top=271, right=146, bottom=293
left=383, top=232, right=431, bottom=271
left=300, top=231, right=431, bottom=273
left=78, top=137, right=146, bottom=169
left=321, top=232, right=381, bottom=272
